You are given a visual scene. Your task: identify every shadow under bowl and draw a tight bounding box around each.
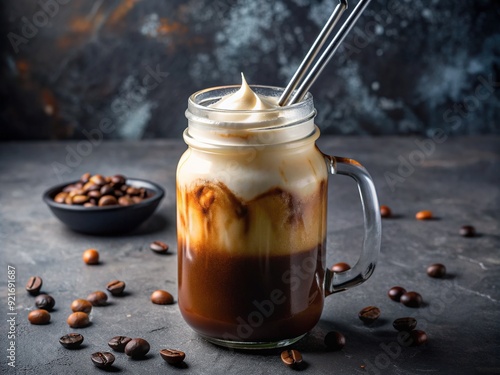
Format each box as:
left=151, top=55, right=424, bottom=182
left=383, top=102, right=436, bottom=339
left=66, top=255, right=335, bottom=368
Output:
left=42, top=178, right=165, bottom=235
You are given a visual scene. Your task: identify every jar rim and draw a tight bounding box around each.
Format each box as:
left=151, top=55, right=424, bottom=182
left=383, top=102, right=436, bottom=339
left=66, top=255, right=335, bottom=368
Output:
left=188, top=85, right=314, bottom=119
left=185, top=85, right=316, bottom=148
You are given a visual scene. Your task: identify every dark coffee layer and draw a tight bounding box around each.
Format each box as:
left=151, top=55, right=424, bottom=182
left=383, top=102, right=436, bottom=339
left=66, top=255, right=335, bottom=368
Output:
left=178, top=244, right=325, bottom=342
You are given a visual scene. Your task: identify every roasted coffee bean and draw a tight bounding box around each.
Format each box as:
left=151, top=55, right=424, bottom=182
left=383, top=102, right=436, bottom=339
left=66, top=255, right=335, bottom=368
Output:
left=393, top=317, right=417, bottom=332
left=28, top=309, right=51, bottom=325
left=83, top=182, right=100, bottom=193
left=91, top=352, right=115, bottom=369
left=380, top=205, right=392, bottom=218
left=35, top=294, right=55, bottom=311
left=100, top=184, right=114, bottom=196
left=67, top=312, right=90, bottom=328
left=54, top=192, right=68, bottom=203
left=68, top=189, right=84, bottom=197
left=108, top=336, right=132, bottom=352
left=87, top=291, right=108, bottom=306
left=106, top=280, right=126, bottom=296
left=82, top=248, right=99, bottom=265
left=114, top=190, right=124, bottom=198
left=151, top=290, right=174, bottom=305
left=125, top=338, right=150, bottom=358
left=26, top=276, right=43, bottom=295
left=90, top=174, right=106, bottom=186
left=409, top=330, right=428, bottom=346
left=83, top=202, right=95, bottom=207
left=280, top=349, right=303, bottom=368
left=324, top=331, right=346, bottom=351
left=331, top=262, right=350, bottom=272
left=400, top=291, right=423, bottom=308
left=59, top=333, right=84, bottom=349
left=150, top=241, right=169, bottom=254
left=80, top=172, right=91, bottom=183
left=459, top=225, right=476, bottom=237
left=388, top=286, right=406, bottom=302
left=416, top=210, right=433, bottom=220
left=98, top=195, right=118, bottom=206
left=427, top=263, right=446, bottom=278
left=132, top=196, right=143, bottom=204
left=111, top=175, right=126, bottom=186
left=71, top=299, right=93, bottom=314
left=159, top=349, right=186, bottom=365
left=118, top=196, right=134, bottom=206
left=72, top=195, right=89, bottom=204
left=127, top=187, right=142, bottom=196
left=64, top=195, right=73, bottom=205
left=87, top=190, right=102, bottom=199
left=358, top=306, right=381, bottom=324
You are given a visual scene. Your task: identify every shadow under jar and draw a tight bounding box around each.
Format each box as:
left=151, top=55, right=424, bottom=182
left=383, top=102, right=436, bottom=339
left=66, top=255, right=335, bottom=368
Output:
left=176, top=85, right=381, bottom=349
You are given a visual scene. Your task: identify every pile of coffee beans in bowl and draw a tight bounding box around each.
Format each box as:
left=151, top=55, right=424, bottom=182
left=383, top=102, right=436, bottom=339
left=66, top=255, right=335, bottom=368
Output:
left=53, top=173, right=154, bottom=207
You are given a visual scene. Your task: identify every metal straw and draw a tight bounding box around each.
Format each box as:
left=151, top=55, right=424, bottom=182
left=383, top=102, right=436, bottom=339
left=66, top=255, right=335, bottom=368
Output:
left=280, top=0, right=372, bottom=106
left=278, top=0, right=347, bottom=106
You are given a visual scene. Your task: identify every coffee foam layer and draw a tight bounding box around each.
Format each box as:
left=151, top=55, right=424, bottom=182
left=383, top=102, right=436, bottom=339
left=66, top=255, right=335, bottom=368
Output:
left=177, top=179, right=326, bottom=256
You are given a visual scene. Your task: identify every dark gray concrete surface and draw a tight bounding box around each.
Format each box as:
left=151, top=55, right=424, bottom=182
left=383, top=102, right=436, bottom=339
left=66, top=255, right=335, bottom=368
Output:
left=0, top=136, right=499, bottom=375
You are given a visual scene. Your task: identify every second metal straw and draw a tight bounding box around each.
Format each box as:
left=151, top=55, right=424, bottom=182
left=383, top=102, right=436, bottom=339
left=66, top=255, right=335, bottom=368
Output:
left=279, top=0, right=373, bottom=106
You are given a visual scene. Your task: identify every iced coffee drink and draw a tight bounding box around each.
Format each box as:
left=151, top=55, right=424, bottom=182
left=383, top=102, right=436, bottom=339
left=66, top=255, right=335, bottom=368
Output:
left=177, top=75, right=381, bottom=348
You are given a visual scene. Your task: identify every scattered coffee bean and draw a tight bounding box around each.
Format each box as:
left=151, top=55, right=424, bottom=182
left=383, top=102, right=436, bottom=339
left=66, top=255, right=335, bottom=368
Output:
left=87, top=291, right=108, bottom=306
left=393, top=317, right=417, bottom=332
left=324, top=331, right=346, bottom=351
left=388, top=286, right=406, bottom=302
left=400, top=291, right=423, bottom=308
left=108, top=336, right=132, bottom=352
left=28, top=309, right=51, bottom=325
left=67, top=312, right=90, bottom=328
left=459, top=225, right=476, bottom=237
left=151, top=290, right=174, bottom=305
left=82, top=248, right=99, bottom=265
left=380, top=205, right=392, bottom=218
left=125, top=338, right=150, bottom=358
left=280, top=349, right=303, bottom=368
left=59, top=333, right=84, bottom=349
left=106, top=280, right=126, bottom=296
left=358, top=306, right=381, bottom=324
left=54, top=173, right=154, bottom=207
left=331, top=262, right=351, bottom=272
left=91, top=352, right=115, bottom=369
left=71, top=299, right=92, bottom=314
left=427, top=263, right=446, bottom=278
left=25, top=276, right=43, bottom=295
left=35, top=294, right=55, bottom=311
left=409, top=330, right=428, bottom=346
left=150, top=241, right=169, bottom=254
left=416, top=210, right=433, bottom=220
left=159, top=349, right=186, bottom=365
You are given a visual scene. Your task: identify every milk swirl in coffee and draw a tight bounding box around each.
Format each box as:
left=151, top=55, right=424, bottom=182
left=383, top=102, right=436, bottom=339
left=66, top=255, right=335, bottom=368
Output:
left=177, top=76, right=328, bottom=342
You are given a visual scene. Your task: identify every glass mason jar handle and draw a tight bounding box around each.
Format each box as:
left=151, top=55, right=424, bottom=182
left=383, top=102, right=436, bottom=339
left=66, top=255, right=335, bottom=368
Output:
left=323, top=155, right=382, bottom=295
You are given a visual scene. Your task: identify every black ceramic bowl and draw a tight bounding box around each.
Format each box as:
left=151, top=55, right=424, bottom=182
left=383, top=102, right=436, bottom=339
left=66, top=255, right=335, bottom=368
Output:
left=43, top=178, right=165, bottom=235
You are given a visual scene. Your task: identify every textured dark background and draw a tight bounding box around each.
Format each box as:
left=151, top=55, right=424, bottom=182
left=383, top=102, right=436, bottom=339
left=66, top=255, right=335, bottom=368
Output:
left=1, top=0, right=499, bottom=140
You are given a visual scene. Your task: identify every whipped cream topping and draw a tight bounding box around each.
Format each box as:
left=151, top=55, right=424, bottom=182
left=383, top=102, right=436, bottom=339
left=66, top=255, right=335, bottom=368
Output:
left=211, top=73, right=277, bottom=111
left=208, top=73, right=279, bottom=123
